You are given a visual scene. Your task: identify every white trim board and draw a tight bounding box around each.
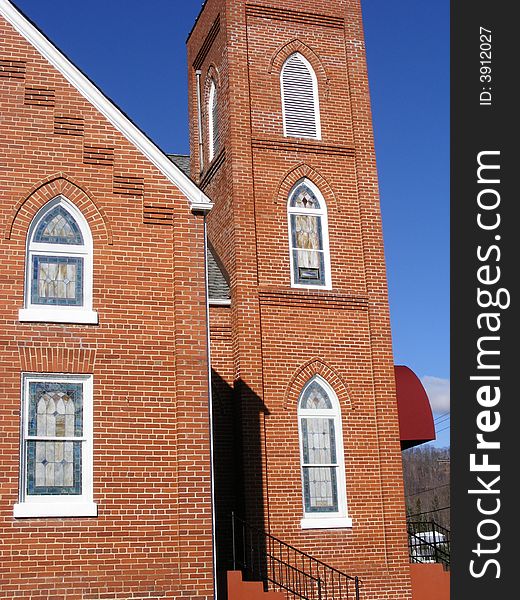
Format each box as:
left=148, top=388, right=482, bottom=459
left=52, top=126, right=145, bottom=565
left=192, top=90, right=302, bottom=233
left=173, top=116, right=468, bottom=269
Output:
left=0, top=0, right=212, bottom=215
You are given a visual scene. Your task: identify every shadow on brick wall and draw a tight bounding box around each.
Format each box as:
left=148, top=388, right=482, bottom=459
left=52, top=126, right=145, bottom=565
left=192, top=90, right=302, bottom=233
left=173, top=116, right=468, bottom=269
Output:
left=212, top=369, right=270, bottom=599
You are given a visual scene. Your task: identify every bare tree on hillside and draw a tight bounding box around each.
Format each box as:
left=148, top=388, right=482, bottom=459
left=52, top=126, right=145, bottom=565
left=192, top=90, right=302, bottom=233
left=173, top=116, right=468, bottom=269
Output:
left=402, top=446, right=450, bottom=531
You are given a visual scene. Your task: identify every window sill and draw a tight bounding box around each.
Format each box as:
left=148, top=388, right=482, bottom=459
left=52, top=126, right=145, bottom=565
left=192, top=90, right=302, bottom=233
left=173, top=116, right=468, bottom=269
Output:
left=300, top=516, right=353, bottom=530
left=19, top=308, right=98, bottom=324
left=291, top=283, right=332, bottom=291
left=14, top=501, right=98, bottom=518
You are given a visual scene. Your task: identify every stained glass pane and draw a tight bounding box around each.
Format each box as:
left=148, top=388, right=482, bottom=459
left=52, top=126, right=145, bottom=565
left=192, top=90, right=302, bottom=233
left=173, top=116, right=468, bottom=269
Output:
left=291, top=214, right=325, bottom=285
left=26, top=382, right=83, bottom=496
left=303, top=466, right=338, bottom=512
left=292, top=214, right=322, bottom=250
left=301, top=418, right=336, bottom=464
left=31, top=256, right=83, bottom=306
left=289, top=184, right=320, bottom=210
left=300, top=381, right=333, bottom=410
left=33, top=206, right=83, bottom=245
left=28, top=382, right=83, bottom=437
left=27, top=441, right=82, bottom=495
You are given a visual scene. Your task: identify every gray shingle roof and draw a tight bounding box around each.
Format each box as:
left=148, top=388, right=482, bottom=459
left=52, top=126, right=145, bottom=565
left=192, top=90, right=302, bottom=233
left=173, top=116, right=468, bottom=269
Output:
left=207, top=246, right=230, bottom=301
left=168, top=154, right=191, bottom=177
left=167, top=154, right=229, bottom=302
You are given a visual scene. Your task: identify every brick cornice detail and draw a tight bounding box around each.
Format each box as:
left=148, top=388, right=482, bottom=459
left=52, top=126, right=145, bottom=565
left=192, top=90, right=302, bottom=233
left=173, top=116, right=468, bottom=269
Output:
left=252, top=137, right=355, bottom=157
left=283, top=358, right=354, bottom=410
left=5, top=173, right=113, bottom=244
left=246, top=4, right=344, bottom=29
left=193, top=14, right=221, bottom=70
left=258, top=287, right=368, bottom=311
left=209, top=324, right=232, bottom=336
left=18, top=345, right=96, bottom=374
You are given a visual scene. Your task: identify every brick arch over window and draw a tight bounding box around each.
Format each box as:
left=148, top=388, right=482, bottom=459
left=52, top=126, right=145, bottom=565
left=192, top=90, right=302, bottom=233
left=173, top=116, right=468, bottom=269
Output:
left=283, top=358, right=354, bottom=411
left=269, top=39, right=329, bottom=98
left=203, top=64, right=222, bottom=119
left=5, top=173, right=112, bottom=245
left=275, top=163, right=337, bottom=211
left=205, top=64, right=221, bottom=90
left=18, top=345, right=97, bottom=374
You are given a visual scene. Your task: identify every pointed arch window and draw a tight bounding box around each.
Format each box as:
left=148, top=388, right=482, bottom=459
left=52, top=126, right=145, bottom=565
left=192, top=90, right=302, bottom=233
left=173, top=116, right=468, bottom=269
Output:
left=19, top=196, right=97, bottom=324
left=298, top=377, right=351, bottom=528
left=281, top=52, right=321, bottom=139
left=288, top=180, right=331, bottom=288
left=208, top=78, right=219, bottom=161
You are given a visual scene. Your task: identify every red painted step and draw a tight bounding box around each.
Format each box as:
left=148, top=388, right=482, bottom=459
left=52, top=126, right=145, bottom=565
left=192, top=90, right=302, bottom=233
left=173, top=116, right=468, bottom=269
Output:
left=410, top=563, right=450, bottom=600
left=227, top=571, right=286, bottom=600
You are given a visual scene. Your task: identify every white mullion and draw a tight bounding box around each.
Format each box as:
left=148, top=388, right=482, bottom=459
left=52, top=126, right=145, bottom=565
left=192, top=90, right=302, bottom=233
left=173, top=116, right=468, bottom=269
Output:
left=289, top=208, right=323, bottom=216
left=299, top=411, right=332, bottom=418
left=26, top=437, right=86, bottom=442
left=29, top=244, right=86, bottom=254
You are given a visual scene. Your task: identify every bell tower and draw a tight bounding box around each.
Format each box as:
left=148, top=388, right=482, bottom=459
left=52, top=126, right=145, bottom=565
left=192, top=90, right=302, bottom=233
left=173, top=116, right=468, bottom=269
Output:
left=187, top=1, right=413, bottom=598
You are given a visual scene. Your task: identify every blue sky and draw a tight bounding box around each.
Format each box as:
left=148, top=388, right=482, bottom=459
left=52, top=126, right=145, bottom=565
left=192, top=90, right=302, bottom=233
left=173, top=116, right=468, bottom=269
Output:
left=11, top=0, right=449, bottom=446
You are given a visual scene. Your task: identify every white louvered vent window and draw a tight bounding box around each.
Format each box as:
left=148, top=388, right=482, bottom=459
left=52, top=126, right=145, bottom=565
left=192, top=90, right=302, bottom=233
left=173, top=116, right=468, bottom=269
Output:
left=281, top=53, right=321, bottom=140
left=208, top=79, right=219, bottom=161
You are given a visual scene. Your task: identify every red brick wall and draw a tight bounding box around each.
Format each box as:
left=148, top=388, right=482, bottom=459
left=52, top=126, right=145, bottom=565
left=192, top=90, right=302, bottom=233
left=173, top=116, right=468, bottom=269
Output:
left=190, top=1, right=412, bottom=599
left=209, top=305, right=236, bottom=596
left=0, top=15, right=213, bottom=600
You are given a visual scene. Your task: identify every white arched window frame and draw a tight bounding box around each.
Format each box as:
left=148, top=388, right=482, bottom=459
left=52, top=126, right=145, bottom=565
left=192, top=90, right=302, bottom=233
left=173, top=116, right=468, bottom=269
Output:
left=287, top=179, right=332, bottom=289
left=19, top=196, right=98, bottom=324
left=281, top=52, right=321, bottom=140
left=298, top=376, right=351, bottom=529
left=208, top=78, right=219, bottom=161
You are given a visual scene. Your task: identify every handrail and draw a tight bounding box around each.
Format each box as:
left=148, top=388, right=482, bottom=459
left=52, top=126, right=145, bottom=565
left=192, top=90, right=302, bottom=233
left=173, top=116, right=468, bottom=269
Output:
left=407, top=520, right=450, bottom=569
left=231, top=512, right=360, bottom=600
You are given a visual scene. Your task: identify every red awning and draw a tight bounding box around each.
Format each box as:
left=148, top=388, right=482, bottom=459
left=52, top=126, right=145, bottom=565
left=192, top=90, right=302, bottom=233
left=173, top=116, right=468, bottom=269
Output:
left=395, top=366, right=435, bottom=450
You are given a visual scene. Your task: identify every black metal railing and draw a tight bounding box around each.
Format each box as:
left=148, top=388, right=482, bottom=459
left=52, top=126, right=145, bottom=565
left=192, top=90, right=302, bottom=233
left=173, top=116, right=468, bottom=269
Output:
left=231, top=513, right=360, bottom=600
left=407, top=521, right=450, bottom=569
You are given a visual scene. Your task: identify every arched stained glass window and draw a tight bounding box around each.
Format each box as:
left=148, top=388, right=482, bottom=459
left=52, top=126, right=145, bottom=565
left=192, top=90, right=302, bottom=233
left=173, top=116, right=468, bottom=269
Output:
left=290, top=184, right=321, bottom=210
left=298, top=377, right=349, bottom=527
left=33, top=205, right=84, bottom=245
left=300, top=380, right=332, bottom=409
left=288, top=180, right=331, bottom=288
left=20, top=196, right=97, bottom=324
left=208, top=79, right=219, bottom=161
left=281, top=53, right=321, bottom=139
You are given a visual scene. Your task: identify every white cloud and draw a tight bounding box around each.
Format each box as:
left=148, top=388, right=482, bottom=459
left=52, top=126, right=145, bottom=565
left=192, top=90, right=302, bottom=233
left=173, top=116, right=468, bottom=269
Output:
left=420, top=376, right=450, bottom=414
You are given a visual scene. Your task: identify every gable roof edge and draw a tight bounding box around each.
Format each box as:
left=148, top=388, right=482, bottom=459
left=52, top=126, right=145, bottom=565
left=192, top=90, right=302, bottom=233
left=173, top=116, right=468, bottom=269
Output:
left=0, top=0, right=212, bottom=214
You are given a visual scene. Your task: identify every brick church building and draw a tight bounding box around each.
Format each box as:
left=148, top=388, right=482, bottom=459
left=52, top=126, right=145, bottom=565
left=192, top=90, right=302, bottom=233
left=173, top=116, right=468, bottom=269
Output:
left=0, top=0, right=436, bottom=599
